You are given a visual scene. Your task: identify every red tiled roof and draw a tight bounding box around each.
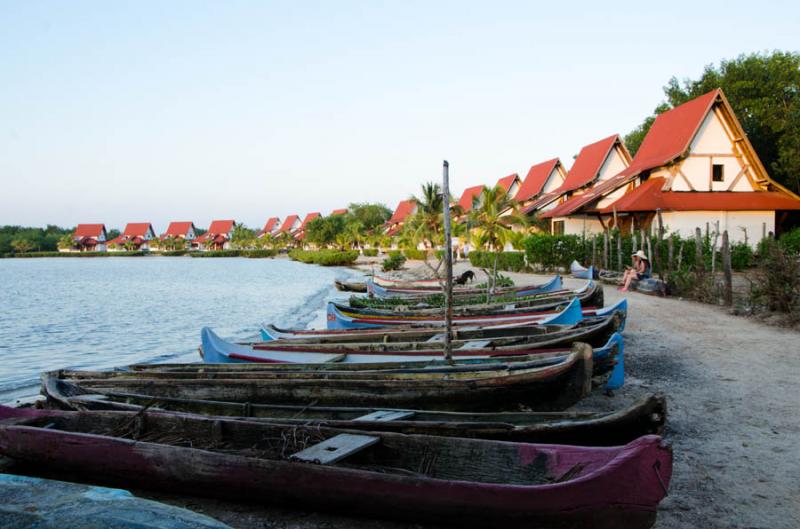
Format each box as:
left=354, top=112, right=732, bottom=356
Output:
left=458, top=185, right=485, bottom=211
left=540, top=173, right=638, bottom=219
left=618, top=89, right=720, bottom=179
left=207, top=220, right=235, bottom=235
left=279, top=215, right=300, bottom=233
left=300, top=212, right=321, bottom=230
left=600, top=177, right=800, bottom=213
left=517, top=159, right=561, bottom=203
left=122, top=223, right=154, bottom=237
left=495, top=173, right=519, bottom=193
left=388, top=200, right=416, bottom=224
left=331, top=208, right=348, bottom=215
left=107, top=236, right=124, bottom=246
left=74, top=224, right=106, bottom=239
left=559, top=135, right=623, bottom=192
left=262, top=217, right=280, bottom=233
left=162, top=221, right=194, bottom=238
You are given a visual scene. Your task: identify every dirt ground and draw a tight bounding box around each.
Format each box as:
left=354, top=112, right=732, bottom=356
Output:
left=7, top=259, right=800, bottom=528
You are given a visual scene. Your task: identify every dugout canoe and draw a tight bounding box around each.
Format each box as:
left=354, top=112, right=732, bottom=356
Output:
left=334, top=279, right=368, bottom=293
left=40, top=376, right=665, bottom=446
left=42, top=346, right=595, bottom=411
left=367, top=275, right=562, bottom=299
left=0, top=406, right=672, bottom=528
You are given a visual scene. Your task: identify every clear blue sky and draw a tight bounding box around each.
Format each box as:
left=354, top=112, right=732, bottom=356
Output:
left=1, top=0, right=798, bottom=231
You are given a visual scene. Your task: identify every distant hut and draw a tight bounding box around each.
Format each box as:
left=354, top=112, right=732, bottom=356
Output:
left=107, top=223, right=157, bottom=251
left=71, top=224, right=108, bottom=252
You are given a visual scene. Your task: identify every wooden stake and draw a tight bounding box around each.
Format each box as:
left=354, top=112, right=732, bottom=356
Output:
left=695, top=227, right=704, bottom=273
left=668, top=236, right=674, bottom=273
left=616, top=232, right=622, bottom=271
left=722, top=230, right=733, bottom=306
left=442, top=160, right=453, bottom=362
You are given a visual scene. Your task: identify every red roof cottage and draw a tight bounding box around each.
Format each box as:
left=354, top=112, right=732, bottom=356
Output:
left=70, top=224, right=108, bottom=252
left=516, top=158, right=568, bottom=209
left=257, top=217, right=281, bottom=238
left=295, top=212, right=321, bottom=241
left=385, top=199, right=417, bottom=236
left=541, top=89, right=800, bottom=244
left=457, top=185, right=486, bottom=213
left=278, top=215, right=301, bottom=235
left=194, top=220, right=235, bottom=251
left=108, top=223, right=157, bottom=251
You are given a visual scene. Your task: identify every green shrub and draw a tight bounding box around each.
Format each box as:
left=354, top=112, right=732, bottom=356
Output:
left=362, top=248, right=378, bottom=257
left=730, top=242, right=753, bottom=271
left=403, top=248, right=428, bottom=260
left=288, top=249, right=359, bottom=266
left=468, top=251, right=526, bottom=272
left=524, top=234, right=586, bottom=270
left=382, top=254, right=406, bottom=272
left=160, top=250, right=189, bottom=256
left=779, top=228, right=800, bottom=255
left=190, top=250, right=243, bottom=258
left=2, top=251, right=147, bottom=258
left=476, top=274, right=514, bottom=288
left=244, top=249, right=277, bottom=258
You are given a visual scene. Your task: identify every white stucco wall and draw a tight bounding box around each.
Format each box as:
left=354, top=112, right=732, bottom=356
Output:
left=596, top=145, right=630, bottom=183
left=660, top=210, right=774, bottom=247
left=554, top=216, right=605, bottom=237
left=541, top=166, right=566, bottom=194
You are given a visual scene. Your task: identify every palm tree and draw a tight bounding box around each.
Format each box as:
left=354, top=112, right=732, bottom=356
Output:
left=468, top=185, right=528, bottom=291
left=407, top=182, right=463, bottom=251
left=57, top=232, right=75, bottom=252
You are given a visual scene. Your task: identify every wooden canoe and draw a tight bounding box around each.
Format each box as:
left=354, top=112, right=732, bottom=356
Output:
left=41, top=374, right=664, bottom=446
left=0, top=406, right=672, bottom=528
left=42, top=345, right=595, bottom=411
left=367, top=275, right=562, bottom=299
left=334, top=279, right=368, bottom=293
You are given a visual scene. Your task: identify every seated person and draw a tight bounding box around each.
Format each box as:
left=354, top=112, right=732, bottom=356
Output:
left=621, top=250, right=650, bottom=292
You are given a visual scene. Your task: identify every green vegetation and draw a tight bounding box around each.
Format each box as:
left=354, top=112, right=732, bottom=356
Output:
left=625, top=51, right=800, bottom=194
left=288, top=249, right=359, bottom=266
left=303, top=203, right=391, bottom=251
left=3, top=251, right=146, bottom=258
left=402, top=248, right=428, bottom=260
left=0, top=225, right=74, bottom=254
left=362, top=248, right=378, bottom=257
left=190, top=249, right=277, bottom=258
left=381, top=254, right=406, bottom=272
left=468, top=251, right=526, bottom=272
left=778, top=227, right=800, bottom=255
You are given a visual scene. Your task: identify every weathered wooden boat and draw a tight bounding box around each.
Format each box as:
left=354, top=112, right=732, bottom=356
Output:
left=328, top=284, right=606, bottom=330
left=200, top=329, right=627, bottom=389
left=41, top=346, right=595, bottom=411
left=366, top=274, right=562, bottom=299
left=0, top=406, right=672, bottom=528
left=264, top=298, right=628, bottom=340
left=334, top=279, right=368, bottom=293
left=570, top=261, right=597, bottom=279
left=372, top=274, right=447, bottom=287
left=40, top=376, right=666, bottom=445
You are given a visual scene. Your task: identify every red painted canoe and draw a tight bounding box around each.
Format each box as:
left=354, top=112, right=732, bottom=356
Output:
left=0, top=407, right=672, bottom=528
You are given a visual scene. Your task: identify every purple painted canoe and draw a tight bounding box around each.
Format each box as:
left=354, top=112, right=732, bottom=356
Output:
left=0, top=407, right=672, bottom=528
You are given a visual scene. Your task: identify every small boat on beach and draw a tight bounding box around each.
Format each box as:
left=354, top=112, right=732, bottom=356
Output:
left=367, top=274, right=562, bottom=299
left=40, top=375, right=666, bottom=446
left=41, top=345, right=595, bottom=411
left=0, top=406, right=672, bottom=528
left=570, top=261, right=596, bottom=279
left=334, top=279, right=368, bottom=293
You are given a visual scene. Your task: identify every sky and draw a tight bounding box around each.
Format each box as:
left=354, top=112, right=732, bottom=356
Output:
left=1, top=0, right=798, bottom=231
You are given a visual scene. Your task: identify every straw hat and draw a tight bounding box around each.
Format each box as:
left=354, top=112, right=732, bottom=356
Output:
left=632, top=250, right=649, bottom=260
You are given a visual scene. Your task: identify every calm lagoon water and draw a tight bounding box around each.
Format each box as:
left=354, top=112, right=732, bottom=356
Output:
left=0, top=256, right=357, bottom=403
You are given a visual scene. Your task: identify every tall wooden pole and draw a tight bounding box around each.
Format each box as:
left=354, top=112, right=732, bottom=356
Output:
left=442, top=160, right=454, bottom=362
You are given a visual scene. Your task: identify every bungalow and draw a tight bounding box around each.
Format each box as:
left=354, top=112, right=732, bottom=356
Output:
left=541, top=89, right=800, bottom=245
left=495, top=173, right=522, bottom=200
left=515, top=158, right=568, bottom=211
left=529, top=134, right=632, bottom=235
left=160, top=221, right=197, bottom=249
left=278, top=215, right=301, bottom=236
left=457, top=185, right=486, bottom=213
left=70, top=224, right=108, bottom=252
left=108, top=223, right=157, bottom=251
left=385, top=199, right=417, bottom=237
left=194, top=220, right=235, bottom=251
left=257, top=217, right=281, bottom=238
left=295, top=212, right=321, bottom=241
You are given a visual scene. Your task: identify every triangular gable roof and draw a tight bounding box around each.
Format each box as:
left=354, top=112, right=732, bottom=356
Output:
left=74, top=224, right=106, bottom=239
left=517, top=158, right=561, bottom=203
left=279, top=215, right=300, bottom=233
left=300, top=212, right=321, bottom=230
left=495, top=173, right=520, bottom=193
left=330, top=209, right=348, bottom=215
left=123, top=223, right=155, bottom=237
left=262, top=217, right=280, bottom=233
left=388, top=199, right=416, bottom=225
left=162, top=221, right=195, bottom=238
left=458, top=185, right=485, bottom=211
left=559, top=134, right=626, bottom=193
left=599, top=177, right=800, bottom=213
left=207, top=220, right=235, bottom=235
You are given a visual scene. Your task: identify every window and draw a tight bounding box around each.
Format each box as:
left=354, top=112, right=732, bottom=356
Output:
left=712, top=164, right=724, bottom=182
left=552, top=220, right=565, bottom=235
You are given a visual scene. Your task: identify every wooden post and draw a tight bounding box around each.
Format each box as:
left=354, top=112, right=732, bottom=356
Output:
left=695, top=227, right=704, bottom=273
left=616, top=232, right=622, bottom=271
left=762, top=222, right=766, bottom=242
left=646, top=235, right=653, bottom=273
left=668, top=235, right=674, bottom=273
left=722, top=230, right=733, bottom=306
left=632, top=231, right=638, bottom=254
left=711, top=220, right=720, bottom=273
left=655, top=210, right=664, bottom=277
left=442, top=160, right=453, bottom=362
left=603, top=231, right=609, bottom=269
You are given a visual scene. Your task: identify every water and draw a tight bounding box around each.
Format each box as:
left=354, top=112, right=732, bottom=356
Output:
left=0, top=256, right=358, bottom=403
